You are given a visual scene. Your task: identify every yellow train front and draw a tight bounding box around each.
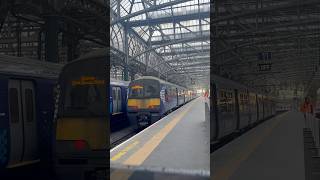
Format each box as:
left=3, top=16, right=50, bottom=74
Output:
left=127, top=76, right=195, bottom=130
left=54, top=51, right=108, bottom=179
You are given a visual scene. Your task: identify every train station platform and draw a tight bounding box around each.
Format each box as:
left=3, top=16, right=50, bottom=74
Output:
left=212, top=111, right=306, bottom=180
left=110, top=97, right=210, bottom=180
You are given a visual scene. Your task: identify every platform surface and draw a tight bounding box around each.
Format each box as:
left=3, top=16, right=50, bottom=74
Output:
left=110, top=97, right=210, bottom=179
left=212, top=111, right=305, bottom=180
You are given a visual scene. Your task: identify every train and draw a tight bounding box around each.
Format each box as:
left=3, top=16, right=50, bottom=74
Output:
left=55, top=49, right=108, bottom=179
left=110, top=78, right=129, bottom=130
left=211, top=74, right=277, bottom=142
left=55, top=49, right=199, bottom=178
left=127, top=76, right=196, bottom=129
left=0, top=54, right=62, bottom=170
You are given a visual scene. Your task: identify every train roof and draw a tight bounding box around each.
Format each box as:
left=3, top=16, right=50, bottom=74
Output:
left=0, top=54, right=64, bottom=79
left=212, top=74, right=271, bottom=96
left=212, top=74, right=248, bottom=89
left=133, top=76, right=187, bottom=90
left=60, top=48, right=107, bottom=73
left=110, top=78, right=130, bottom=87
left=75, top=48, right=107, bottom=61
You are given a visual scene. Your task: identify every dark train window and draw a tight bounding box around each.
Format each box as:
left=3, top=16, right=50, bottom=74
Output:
left=25, top=89, right=34, bottom=122
left=128, top=80, right=159, bottom=98
left=112, top=89, right=116, bottom=100
left=9, top=88, right=19, bottom=123
left=64, top=84, right=104, bottom=116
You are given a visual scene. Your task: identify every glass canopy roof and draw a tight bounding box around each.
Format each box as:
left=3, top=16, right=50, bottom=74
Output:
left=110, top=0, right=210, bottom=88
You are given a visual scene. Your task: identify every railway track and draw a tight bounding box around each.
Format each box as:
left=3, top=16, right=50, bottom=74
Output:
left=110, top=127, right=137, bottom=149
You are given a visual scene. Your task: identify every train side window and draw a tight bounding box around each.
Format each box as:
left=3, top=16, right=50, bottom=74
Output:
left=88, top=86, right=98, bottom=104
left=112, top=88, right=117, bottom=113
left=117, top=88, right=122, bottom=112
left=112, top=89, right=116, bottom=100
left=25, top=89, right=34, bottom=122
left=9, top=88, right=19, bottom=123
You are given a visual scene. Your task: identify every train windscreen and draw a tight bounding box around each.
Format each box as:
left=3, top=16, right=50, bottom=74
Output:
left=63, top=80, right=105, bottom=116
left=128, top=79, right=160, bottom=99
left=58, top=58, right=107, bottom=117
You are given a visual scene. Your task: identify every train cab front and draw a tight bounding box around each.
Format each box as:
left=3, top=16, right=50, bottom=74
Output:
left=127, top=78, right=161, bottom=129
left=54, top=59, right=108, bottom=180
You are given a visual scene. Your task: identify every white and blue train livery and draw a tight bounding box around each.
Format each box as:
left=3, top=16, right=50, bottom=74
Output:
left=110, top=78, right=129, bottom=129
left=127, top=76, right=196, bottom=129
left=0, top=55, right=62, bottom=169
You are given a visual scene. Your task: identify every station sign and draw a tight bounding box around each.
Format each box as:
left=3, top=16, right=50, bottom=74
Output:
left=258, top=63, right=272, bottom=71
left=258, top=52, right=272, bottom=61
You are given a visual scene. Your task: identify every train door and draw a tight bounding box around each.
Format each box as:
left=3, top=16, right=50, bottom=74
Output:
left=112, top=87, right=121, bottom=113
left=176, top=88, right=178, bottom=106
left=112, top=87, right=118, bottom=113
left=211, top=83, right=218, bottom=140
left=262, top=96, right=265, bottom=119
left=117, top=87, right=122, bottom=112
left=8, top=79, right=37, bottom=166
left=21, top=80, right=37, bottom=161
left=234, top=89, right=240, bottom=130
left=256, top=94, right=259, bottom=121
left=8, top=79, right=23, bottom=166
left=112, top=88, right=116, bottom=113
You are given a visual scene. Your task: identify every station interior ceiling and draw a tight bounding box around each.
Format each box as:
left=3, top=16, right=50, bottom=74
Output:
left=213, top=0, right=320, bottom=100
left=1, top=0, right=320, bottom=97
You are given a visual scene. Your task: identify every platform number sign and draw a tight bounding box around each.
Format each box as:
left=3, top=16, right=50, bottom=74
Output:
left=258, top=52, right=272, bottom=71
left=258, top=63, right=272, bottom=71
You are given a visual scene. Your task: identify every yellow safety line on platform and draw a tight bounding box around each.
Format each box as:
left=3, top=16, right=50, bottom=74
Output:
left=123, top=100, right=196, bottom=166
left=212, top=112, right=288, bottom=180
left=111, top=141, right=140, bottom=161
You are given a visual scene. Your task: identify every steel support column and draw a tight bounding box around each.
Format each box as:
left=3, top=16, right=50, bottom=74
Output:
left=123, top=26, right=129, bottom=81
left=45, top=16, right=59, bottom=63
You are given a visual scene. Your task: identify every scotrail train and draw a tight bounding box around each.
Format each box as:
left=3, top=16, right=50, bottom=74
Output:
left=55, top=49, right=108, bottom=179
left=211, top=74, right=277, bottom=143
left=55, top=49, right=197, bottom=179
left=127, top=76, right=196, bottom=129
left=0, top=55, right=62, bottom=170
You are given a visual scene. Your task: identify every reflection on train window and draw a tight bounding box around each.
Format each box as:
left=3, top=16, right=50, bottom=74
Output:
left=25, top=89, right=34, bottom=122
left=88, top=86, right=99, bottom=103
left=64, top=84, right=103, bottom=116
left=218, top=90, right=234, bottom=113
left=145, top=84, right=156, bottom=97
left=9, top=88, right=19, bottom=123
left=129, top=79, right=160, bottom=99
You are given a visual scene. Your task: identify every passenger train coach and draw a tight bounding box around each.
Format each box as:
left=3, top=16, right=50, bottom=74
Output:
left=211, top=74, right=276, bottom=143
left=110, top=78, right=129, bottom=130
left=0, top=55, right=62, bottom=170
left=55, top=49, right=108, bottom=179
left=127, top=76, right=196, bottom=129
